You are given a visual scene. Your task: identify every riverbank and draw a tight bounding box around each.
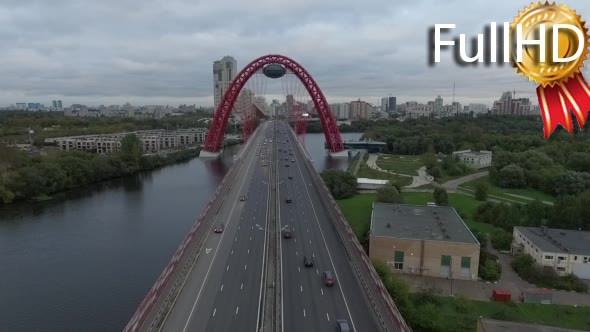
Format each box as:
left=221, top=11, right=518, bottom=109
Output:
left=0, top=146, right=201, bottom=204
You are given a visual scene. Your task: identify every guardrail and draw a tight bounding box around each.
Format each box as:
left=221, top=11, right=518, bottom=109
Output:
left=124, top=127, right=261, bottom=332
left=290, top=131, right=411, bottom=332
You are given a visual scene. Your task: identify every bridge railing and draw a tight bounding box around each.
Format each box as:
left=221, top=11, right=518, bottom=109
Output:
left=291, top=132, right=411, bottom=332
left=124, top=128, right=260, bottom=332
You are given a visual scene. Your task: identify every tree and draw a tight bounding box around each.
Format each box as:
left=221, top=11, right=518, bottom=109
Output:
left=491, top=229, right=512, bottom=251
left=479, top=259, right=501, bottom=281
left=120, top=134, right=144, bottom=166
left=497, top=164, right=526, bottom=188
left=433, top=187, right=448, bottom=206
left=422, top=152, right=437, bottom=170
left=474, top=181, right=488, bottom=201
left=376, top=183, right=402, bottom=203
left=320, top=170, right=357, bottom=199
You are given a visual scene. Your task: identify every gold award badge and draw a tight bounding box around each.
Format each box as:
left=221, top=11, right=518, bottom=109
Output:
left=511, top=1, right=590, bottom=138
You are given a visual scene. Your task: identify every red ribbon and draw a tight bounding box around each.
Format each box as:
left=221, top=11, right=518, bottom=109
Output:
left=536, top=73, right=590, bottom=138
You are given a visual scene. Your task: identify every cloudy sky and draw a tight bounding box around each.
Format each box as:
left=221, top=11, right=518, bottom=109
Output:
left=1, top=0, right=590, bottom=108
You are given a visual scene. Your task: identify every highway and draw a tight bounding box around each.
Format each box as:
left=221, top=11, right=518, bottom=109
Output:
left=160, top=121, right=274, bottom=332
left=149, top=120, right=381, bottom=332
left=276, top=122, right=378, bottom=332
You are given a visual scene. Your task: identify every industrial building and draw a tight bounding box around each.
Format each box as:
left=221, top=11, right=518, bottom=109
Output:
left=512, top=226, right=590, bottom=279
left=369, top=203, right=480, bottom=280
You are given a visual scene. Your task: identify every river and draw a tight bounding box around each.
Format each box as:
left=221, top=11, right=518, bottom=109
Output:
left=0, top=131, right=362, bottom=332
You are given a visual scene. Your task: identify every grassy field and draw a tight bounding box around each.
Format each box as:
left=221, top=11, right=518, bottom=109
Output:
left=375, top=154, right=423, bottom=175
left=356, top=164, right=413, bottom=187
left=337, top=192, right=501, bottom=238
left=414, top=295, right=590, bottom=331
left=461, top=176, right=556, bottom=204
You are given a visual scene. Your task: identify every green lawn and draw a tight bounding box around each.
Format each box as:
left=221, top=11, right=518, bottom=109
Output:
left=356, top=164, right=413, bottom=187
left=461, top=176, right=556, bottom=204
left=415, top=295, right=590, bottom=331
left=375, top=154, right=423, bottom=176
left=337, top=192, right=501, bottom=240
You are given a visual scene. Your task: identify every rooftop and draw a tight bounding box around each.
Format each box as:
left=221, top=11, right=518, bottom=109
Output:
left=478, top=318, right=585, bottom=332
left=516, top=227, right=590, bottom=256
left=357, top=178, right=388, bottom=185
left=452, top=149, right=492, bottom=157
left=370, top=203, right=479, bottom=244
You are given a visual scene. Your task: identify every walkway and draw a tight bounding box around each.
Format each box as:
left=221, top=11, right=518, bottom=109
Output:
left=365, top=154, right=432, bottom=189
left=440, top=171, right=489, bottom=190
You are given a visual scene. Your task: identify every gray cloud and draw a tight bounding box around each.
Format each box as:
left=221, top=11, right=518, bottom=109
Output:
left=1, top=0, right=589, bottom=107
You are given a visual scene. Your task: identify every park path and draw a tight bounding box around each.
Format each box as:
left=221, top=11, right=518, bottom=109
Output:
left=440, top=170, right=489, bottom=190
left=365, top=154, right=433, bottom=188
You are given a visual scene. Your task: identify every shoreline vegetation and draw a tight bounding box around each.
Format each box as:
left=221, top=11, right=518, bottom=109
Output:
left=0, top=134, right=201, bottom=204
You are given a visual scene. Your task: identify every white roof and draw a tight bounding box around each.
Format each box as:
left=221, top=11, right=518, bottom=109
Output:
left=357, top=178, right=389, bottom=185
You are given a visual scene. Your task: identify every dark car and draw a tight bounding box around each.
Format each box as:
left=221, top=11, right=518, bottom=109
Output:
left=303, top=256, right=313, bottom=267
left=285, top=198, right=292, bottom=203
left=239, top=195, right=246, bottom=201
left=213, top=223, right=224, bottom=233
left=288, top=176, right=293, bottom=179
left=336, top=319, right=351, bottom=332
left=322, top=271, right=335, bottom=287
left=282, top=228, right=292, bottom=239
left=285, top=164, right=290, bottom=167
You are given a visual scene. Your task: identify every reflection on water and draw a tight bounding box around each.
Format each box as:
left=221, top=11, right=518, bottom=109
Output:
left=0, top=131, right=361, bottom=332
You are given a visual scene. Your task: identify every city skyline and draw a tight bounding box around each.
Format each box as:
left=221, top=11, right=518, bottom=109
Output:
left=3, top=1, right=590, bottom=107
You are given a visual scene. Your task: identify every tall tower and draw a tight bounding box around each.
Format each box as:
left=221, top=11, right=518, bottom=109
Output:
left=213, top=56, right=237, bottom=109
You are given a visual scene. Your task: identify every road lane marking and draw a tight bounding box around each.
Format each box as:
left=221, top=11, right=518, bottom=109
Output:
left=321, top=288, right=324, bottom=296
left=220, top=284, right=223, bottom=292
left=230, top=250, right=233, bottom=255
left=303, top=309, right=306, bottom=317
left=213, top=308, right=216, bottom=317
left=300, top=285, right=303, bottom=292
left=244, top=264, right=247, bottom=270
left=241, top=283, right=244, bottom=290
left=298, top=267, right=300, bottom=272
left=180, top=128, right=261, bottom=332
left=326, top=313, right=330, bottom=321
left=226, top=265, right=230, bottom=271
left=235, top=306, right=239, bottom=315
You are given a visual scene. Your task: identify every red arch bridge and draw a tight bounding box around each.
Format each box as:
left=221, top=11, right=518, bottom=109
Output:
left=202, top=54, right=345, bottom=155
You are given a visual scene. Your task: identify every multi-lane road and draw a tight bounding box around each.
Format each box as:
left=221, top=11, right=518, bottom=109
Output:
left=156, top=120, right=379, bottom=332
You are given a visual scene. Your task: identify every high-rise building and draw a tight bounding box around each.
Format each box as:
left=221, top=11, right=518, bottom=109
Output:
left=491, top=92, right=532, bottom=115
left=468, top=103, right=488, bottom=113
left=387, top=96, right=397, bottom=113
left=330, top=103, right=350, bottom=119
left=349, top=99, right=371, bottom=119
left=52, top=100, right=58, bottom=109
left=434, top=95, right=443, bottom=115
left=57, top=100, right=63, bottom=109
left=213, top=56, right=237, bottom=109
left=16, top=103, right=26, bottom=110
left=381, top=98, right=388, bottom=112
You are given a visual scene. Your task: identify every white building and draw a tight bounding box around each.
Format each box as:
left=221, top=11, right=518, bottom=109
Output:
left=45, top=128, right=208, bottom=154
left=512, top=227, right=590, bottom=279
left=357, top=178, right=389, bottom=190
left=468, top=103, right=488, bottom=114
left=452, top=150, right=492, bottom=169
left=213, top=56, right=237, bottom=109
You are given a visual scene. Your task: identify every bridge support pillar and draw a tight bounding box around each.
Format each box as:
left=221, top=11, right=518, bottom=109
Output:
left=199, top=150, right=222, bottom=158
left=329, top=150, right=348, bottom=158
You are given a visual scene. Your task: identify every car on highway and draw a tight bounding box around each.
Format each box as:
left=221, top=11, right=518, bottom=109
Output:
left=322, top=271, right=335, bottom=287
left=254, top=153, right=258, bottom=156
left=288, top=176, right=293, bottom=179
left=282, top=228, right=292, bottom=239
left=285, top=198, right=292, bottom=203
left=289, top=153, right=293, bottom=155
left=239, top=195, right=246, bottom=201
left=262, top=162, right=268, bottom=166
left=303, top=256, right=313, bottom=267
left=285, top=164, right=290, bottom=167
left=336, top=319, right=351, bottom=332
left=213, top=223, right=224, bottom=233
left=291, top=159, right=295, bottom=162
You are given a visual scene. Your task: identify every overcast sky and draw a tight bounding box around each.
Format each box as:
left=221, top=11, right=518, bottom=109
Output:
left=1, top=0, right=590, bottom=108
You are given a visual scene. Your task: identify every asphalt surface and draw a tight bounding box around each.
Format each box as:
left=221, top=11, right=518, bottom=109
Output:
left=160, top=120, right=379, bottom=332
left=161, top=121, right=274, bottom=332
left=276, top=122, right=378, bottom=332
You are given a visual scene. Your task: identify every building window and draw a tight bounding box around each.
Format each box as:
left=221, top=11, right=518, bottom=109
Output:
left=584, top=257, right=588, bottom=263
left=544, top=255, right=553, bottom=260
left=440, top=255, right=451, bottom=277
left=460, top=257, right=471, bottom=278
left=558, top=256, right=566, bottom=261
left=574, top=256, right=577, bottom=261
left=393, top=251, right=404, bottom=270
left=557, top=267, right=566, bottom=272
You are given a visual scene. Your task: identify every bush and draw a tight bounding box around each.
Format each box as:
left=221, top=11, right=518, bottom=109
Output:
left=433, top=187, right=449, bottom=206
left=320, top=170, right=357, bottom=199
left=474, top=181, right=488, bottom=201
left=491, top=229, right=513, bottom=251
left=479, top=259, right=502, bottom=281
left=376, top=183, right=402, bottom=203
left=511, top=254, right=588, bottom=292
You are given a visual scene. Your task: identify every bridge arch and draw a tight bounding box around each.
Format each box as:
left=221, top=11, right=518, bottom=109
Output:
left=203, top=54, right=344, bottom=153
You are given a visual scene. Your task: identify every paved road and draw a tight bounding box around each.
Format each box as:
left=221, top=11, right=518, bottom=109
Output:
left=276, top=122, right=378, bottom=332
left=160, top=121, right=274, bottom=332
left=157, top=120, right=380, bottom=332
